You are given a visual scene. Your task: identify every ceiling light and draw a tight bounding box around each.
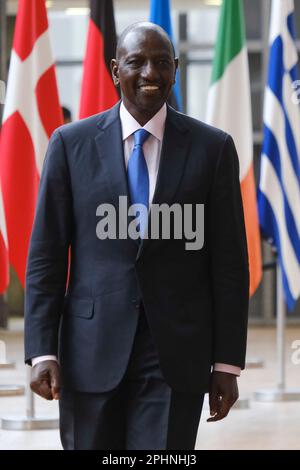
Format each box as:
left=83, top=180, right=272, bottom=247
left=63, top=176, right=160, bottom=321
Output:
left=204, top=0, right=222, bottom=6
left=65, top=8, right=90, bottom=16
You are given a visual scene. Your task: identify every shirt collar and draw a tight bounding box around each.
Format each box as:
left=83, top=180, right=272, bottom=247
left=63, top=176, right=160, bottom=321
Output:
left=120, top=101, right=167, bottom=142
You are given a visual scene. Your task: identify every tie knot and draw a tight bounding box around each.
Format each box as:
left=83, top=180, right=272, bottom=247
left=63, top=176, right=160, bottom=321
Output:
left=133, top=128, right=150, bottom=147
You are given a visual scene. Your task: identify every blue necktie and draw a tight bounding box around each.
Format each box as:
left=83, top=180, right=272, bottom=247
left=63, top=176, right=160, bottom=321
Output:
left=127, top=129, right=150, bottom=236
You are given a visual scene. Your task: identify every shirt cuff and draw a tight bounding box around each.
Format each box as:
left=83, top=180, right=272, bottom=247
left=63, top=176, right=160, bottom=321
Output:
left=213, top=363, right=241, bottom=376
left=31, top=355, right=58, bottom=367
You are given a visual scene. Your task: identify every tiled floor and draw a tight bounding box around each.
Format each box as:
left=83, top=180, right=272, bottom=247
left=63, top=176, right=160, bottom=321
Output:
left=0, top=320, right=299, bottom=450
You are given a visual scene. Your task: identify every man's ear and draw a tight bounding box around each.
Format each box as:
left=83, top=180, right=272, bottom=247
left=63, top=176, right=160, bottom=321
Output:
left=111, top=59, right=119, bottom=86
left=173, top=57, right=179, bottom=84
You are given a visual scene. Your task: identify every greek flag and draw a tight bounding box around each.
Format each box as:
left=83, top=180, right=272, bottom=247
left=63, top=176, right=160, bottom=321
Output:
left=258, top=0, right=300, bottom=310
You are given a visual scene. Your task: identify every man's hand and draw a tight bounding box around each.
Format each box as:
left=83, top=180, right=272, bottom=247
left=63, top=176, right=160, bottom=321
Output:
left=30, top=360, right=61, bottom=401
left=207, top=371, right=238, bottom=422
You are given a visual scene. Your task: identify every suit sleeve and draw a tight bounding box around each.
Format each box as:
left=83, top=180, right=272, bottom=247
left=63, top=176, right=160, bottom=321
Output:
left=24, top=129, right=72, bottom=364
left=208, top=134, right=249, bottom=369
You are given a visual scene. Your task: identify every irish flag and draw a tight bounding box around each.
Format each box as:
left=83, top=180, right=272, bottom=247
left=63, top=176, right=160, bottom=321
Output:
left=206, top=0, right=262, bottom=296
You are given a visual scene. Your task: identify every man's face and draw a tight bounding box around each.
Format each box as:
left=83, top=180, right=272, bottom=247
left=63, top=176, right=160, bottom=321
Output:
left=111, top=28, right=178, bottom=122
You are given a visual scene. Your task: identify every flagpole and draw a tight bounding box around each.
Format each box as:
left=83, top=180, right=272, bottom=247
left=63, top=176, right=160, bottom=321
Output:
left=0, top=309, right=15, bottom=369
left=0, top=0, right=7, bottom=98
left=276, top=263, right=285, bottom=389
left=245, top=357, right=264, bottom=369
left=245, top=260, right=278, bottom=370
left=254, top=260, right=300, bottom=402
left=0, top=333, right=25, bottom=396
left=0, top=314, right=25, bottom=398
left=0, top=0, right=8, bottom=330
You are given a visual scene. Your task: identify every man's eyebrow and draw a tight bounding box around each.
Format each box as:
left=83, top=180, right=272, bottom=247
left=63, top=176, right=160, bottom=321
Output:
left=157, top=53, right=172, bottom=59
left=125, top=53, right=143, bottom=58
left=121, top=51, right=144, bottom=60
left=125, top=51, right=172, bottom=59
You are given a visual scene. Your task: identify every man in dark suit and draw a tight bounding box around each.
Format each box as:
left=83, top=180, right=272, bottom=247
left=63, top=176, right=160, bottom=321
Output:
left=25, top=22, right=249, bottom=450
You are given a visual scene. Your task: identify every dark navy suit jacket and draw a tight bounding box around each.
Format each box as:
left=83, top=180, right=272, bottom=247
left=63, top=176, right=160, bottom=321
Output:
left=24, top=102, right=249, bottom=394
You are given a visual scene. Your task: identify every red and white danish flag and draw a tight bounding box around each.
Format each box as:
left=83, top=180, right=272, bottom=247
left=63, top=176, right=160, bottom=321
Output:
left=0, top=182, right=8, bottom=294
left=0, top=0, right=62, bottom=288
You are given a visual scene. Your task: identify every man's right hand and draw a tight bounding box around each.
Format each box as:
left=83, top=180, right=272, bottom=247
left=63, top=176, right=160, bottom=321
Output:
left=30, top=360, right=61, bottom=400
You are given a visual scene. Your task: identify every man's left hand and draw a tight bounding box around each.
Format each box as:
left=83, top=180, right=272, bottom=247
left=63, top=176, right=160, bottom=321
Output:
left=207, top=371, right=239, bottom=422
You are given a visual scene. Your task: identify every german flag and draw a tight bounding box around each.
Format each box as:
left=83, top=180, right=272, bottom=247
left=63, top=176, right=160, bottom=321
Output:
left=79, top=0, right=120, bottom=118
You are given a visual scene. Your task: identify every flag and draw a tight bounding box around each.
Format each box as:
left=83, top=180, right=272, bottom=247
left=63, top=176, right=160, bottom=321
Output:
left=0, top=90, right=9, bottom=294
left=0, top=0, right=63, bottom=287
left=206, top=0, right=262, bottom=296
left=149, top=0, right=182, bottom=111
left=79, top=0, right=119, bottom=118
left=258, top=0, right=300, bottom=310
left=0, top=183, right=8, bottom=294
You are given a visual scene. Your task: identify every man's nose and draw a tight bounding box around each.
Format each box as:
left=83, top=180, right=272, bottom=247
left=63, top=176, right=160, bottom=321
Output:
left=141, top=61, right=159, bottom=81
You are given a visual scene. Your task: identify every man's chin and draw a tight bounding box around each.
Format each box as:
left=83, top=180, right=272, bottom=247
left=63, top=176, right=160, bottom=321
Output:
left=136, top=97, right=166, bottom=113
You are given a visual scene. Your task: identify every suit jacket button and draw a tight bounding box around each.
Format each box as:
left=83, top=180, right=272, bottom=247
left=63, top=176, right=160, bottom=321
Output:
left=132, top=299, right=140, bottom=309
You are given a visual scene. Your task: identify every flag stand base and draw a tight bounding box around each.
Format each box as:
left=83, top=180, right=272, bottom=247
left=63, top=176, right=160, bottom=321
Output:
left=0, top=361, right=15, bottom=369
left=232, top=397, right=249, bottom=409
left=254, top=388, right=300, bottom=402
left=246, top=357, right=264, bottom=368
left=1, top=416, right=59, bottom=430
left=0, top=384, right=24, bottom=396
left=204, top=395, right=249, bottom=410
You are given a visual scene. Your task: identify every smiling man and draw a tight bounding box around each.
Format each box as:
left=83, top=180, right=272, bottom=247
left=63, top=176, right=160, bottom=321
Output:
left=112, top=23, right=177, bottom=125
left=25, top=22, right=249, bottom=450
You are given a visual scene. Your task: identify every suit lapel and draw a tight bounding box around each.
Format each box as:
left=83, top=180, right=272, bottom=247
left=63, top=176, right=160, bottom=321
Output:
left=152, top=106, right=190, bottom=207
left=94, top=102, right=130, bottom=207
left=94, top=103, right=140, bottom=249
left=137, top=106, right=191, bottom=259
